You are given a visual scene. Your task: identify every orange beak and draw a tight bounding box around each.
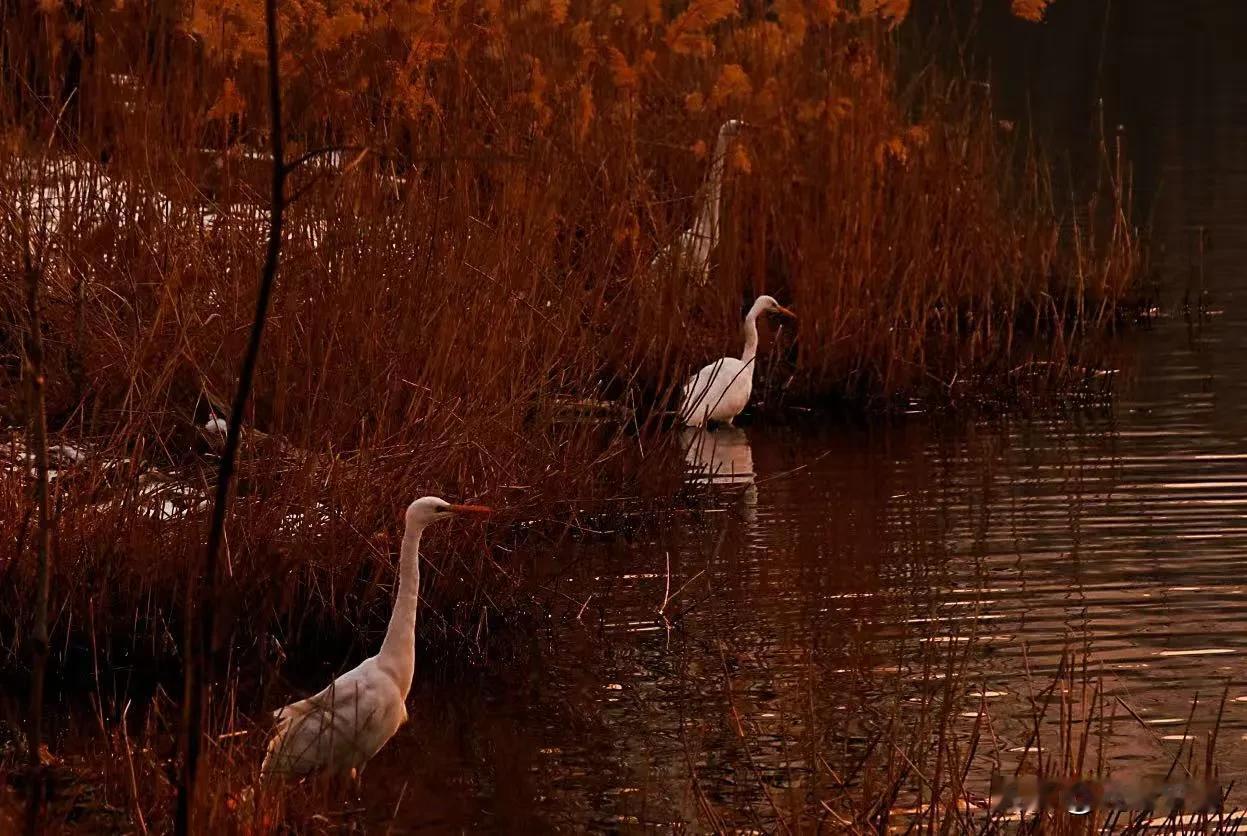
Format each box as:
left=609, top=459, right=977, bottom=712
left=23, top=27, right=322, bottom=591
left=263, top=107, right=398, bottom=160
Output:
left=774, top=305, right=797, bottom=319
left=448, top=503, right=493, bottom=517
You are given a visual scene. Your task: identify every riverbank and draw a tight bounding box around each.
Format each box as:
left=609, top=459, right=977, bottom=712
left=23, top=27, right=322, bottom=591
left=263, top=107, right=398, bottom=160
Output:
left=0, top=1, right=1146, bottom=829
left=1, top=0, right=1140, bottom=657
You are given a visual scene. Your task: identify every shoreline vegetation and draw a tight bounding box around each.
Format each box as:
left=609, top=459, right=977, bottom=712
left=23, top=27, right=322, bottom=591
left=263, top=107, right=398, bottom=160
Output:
left=0, top=0, right=1145, bottom=829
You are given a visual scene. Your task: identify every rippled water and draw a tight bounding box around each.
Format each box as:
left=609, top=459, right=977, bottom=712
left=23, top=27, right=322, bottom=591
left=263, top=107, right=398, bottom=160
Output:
left=378, top=375, right=1247, bottom=829
left=351, top=2, right=1247, bottom=830
left=7, top=2, right=1243, bottom=832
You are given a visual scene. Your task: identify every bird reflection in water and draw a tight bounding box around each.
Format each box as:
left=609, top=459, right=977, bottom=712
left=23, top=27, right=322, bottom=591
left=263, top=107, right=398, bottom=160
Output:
left=679, top=426, right=757, bottom=523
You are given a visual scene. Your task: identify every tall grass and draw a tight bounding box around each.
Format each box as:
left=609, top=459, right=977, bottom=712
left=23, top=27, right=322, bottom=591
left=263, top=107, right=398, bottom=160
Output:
left=682, top=634, right=1234, bottom=834
left=4, top=0, right=1139, bottom=410
left=0, top=0, right=1142, bottom=679
left=0, top=1, right=1144, bottom=827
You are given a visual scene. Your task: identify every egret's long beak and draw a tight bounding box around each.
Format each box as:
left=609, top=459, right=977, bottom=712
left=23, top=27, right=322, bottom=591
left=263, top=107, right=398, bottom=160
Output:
left=448, top=504, right=493, bottom=517
left=774, top=305, right=797, bottom=319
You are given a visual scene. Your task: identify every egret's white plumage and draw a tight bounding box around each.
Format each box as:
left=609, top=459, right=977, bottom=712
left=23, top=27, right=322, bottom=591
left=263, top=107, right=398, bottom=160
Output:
left=652, top=120, right=746, bottom=282
left=201, top=417, right=229, bottom=452
left=680, top=295, right=796, bottom=427
left=261, top=496, right=491, bottom=780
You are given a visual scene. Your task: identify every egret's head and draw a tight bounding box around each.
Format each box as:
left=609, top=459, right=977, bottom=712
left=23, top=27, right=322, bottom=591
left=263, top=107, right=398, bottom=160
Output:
left=755, top=295, right=797, bottom=320
left=404, top=495, right=493, bottom=529
left=201, top=416, right=229, bottom=452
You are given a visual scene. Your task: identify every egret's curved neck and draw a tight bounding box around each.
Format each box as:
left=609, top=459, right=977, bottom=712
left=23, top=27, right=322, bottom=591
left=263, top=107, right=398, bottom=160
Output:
left=693, top=128, right=733, bottom=248
left=741, top=305, right=762, bottom=365
left=378, top=523, right=422, bottom=697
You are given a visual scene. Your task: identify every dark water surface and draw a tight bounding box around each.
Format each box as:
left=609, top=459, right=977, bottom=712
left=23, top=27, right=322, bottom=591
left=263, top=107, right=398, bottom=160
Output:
left=351, top=2, right=1247, bottom=831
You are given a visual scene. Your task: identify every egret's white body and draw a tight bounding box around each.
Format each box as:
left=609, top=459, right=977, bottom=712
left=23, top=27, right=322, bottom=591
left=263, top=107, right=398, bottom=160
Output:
left=652, top=120, right=745, bottom=283
left=201, top=417, right=228, bottom=452
left=680, top=295, right=796, bottom=427
left=261, top=497, right=491, bottom=780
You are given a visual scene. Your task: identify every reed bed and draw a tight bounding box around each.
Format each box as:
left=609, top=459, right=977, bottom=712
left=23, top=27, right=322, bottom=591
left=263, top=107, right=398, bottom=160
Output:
left=681, top=634, right=1236, bottom=835
left=0, top=0, right=1145, bottom=829
left=0, top=0, right=1140, bottom=647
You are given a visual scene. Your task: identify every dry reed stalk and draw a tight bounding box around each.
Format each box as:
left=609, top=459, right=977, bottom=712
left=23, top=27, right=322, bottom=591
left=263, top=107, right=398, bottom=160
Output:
left=808, top=638, right=1235, bottom=834
left=177, top=1, right=286, bottom=829
left=17, top=179, right=53, bottom=836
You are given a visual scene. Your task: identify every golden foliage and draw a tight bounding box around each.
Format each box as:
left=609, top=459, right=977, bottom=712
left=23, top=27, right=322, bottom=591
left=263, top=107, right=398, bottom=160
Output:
left=811, top=0, right=843, bottom=24
left=775, top=0, right=808, bottom=44
left=875, top=126, right=926, bottom=167
left=796, top=99, right=825, bottom=124
left=6, top=0, right=1139, bottom=425
left=607, top=47, right=639, bottom=90
left=393, top=69, right=439, bottom=118
left=63, top=21, right=85, bottom=45
left=875, top=135, right=908, bottom=167
left=575, top=83, right=595, bottom=142
left=860, top=0, right=910, bottom=29
left=1011, top=0, right=1051, bottom=22
left=666, top=0, right=739, bottom=56
left=313, top=9, right=366, bottom=51
left=570, top=20, right=594, bottom=49
left=206, top=78, right=247, bottom=121
left=613, top=211, right=641, bottom=246
left=638, top=49, right=658, bottom=75
left=620, top=0, right=662, bottom=26
left=710, top=64, right=752, bottom=106
left=756, top=76, right=783, bottom=118
left=391, top=0, right=437, bottom=34
left=546, top=0, right=569, bottom=24
left=748, top=21, right=789, bottom=66
left=525, top=57, right=553, bottom=126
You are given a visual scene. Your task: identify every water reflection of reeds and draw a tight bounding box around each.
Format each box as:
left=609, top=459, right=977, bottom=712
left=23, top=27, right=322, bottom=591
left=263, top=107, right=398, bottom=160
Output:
left=363, top=400, right=1247, bottom=830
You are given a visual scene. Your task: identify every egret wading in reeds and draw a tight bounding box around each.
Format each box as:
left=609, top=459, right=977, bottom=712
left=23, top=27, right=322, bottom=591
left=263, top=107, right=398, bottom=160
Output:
left=680, top=295, right=796, bottom=427
left=261, top=497, right=492, bottom=781
left=652, top=119, right=746, bottom=282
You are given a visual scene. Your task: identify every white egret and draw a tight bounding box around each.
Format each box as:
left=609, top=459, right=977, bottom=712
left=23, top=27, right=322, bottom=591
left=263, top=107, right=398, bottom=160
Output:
left=200, top=416, right=228, bottom=452
left=652, top=119, right=746, bottom=282
left=680, top=295, right=796, bottom=427
left=261, top=496, right=492, bottom=781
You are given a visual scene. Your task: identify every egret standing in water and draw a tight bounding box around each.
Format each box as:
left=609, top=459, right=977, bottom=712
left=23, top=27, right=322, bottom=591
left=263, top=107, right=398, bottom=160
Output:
left=680, top=295, right=796, bottom=427
left=652, top=119, right=746, bottom=282
left=261, top=496, right=492, bottom=781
